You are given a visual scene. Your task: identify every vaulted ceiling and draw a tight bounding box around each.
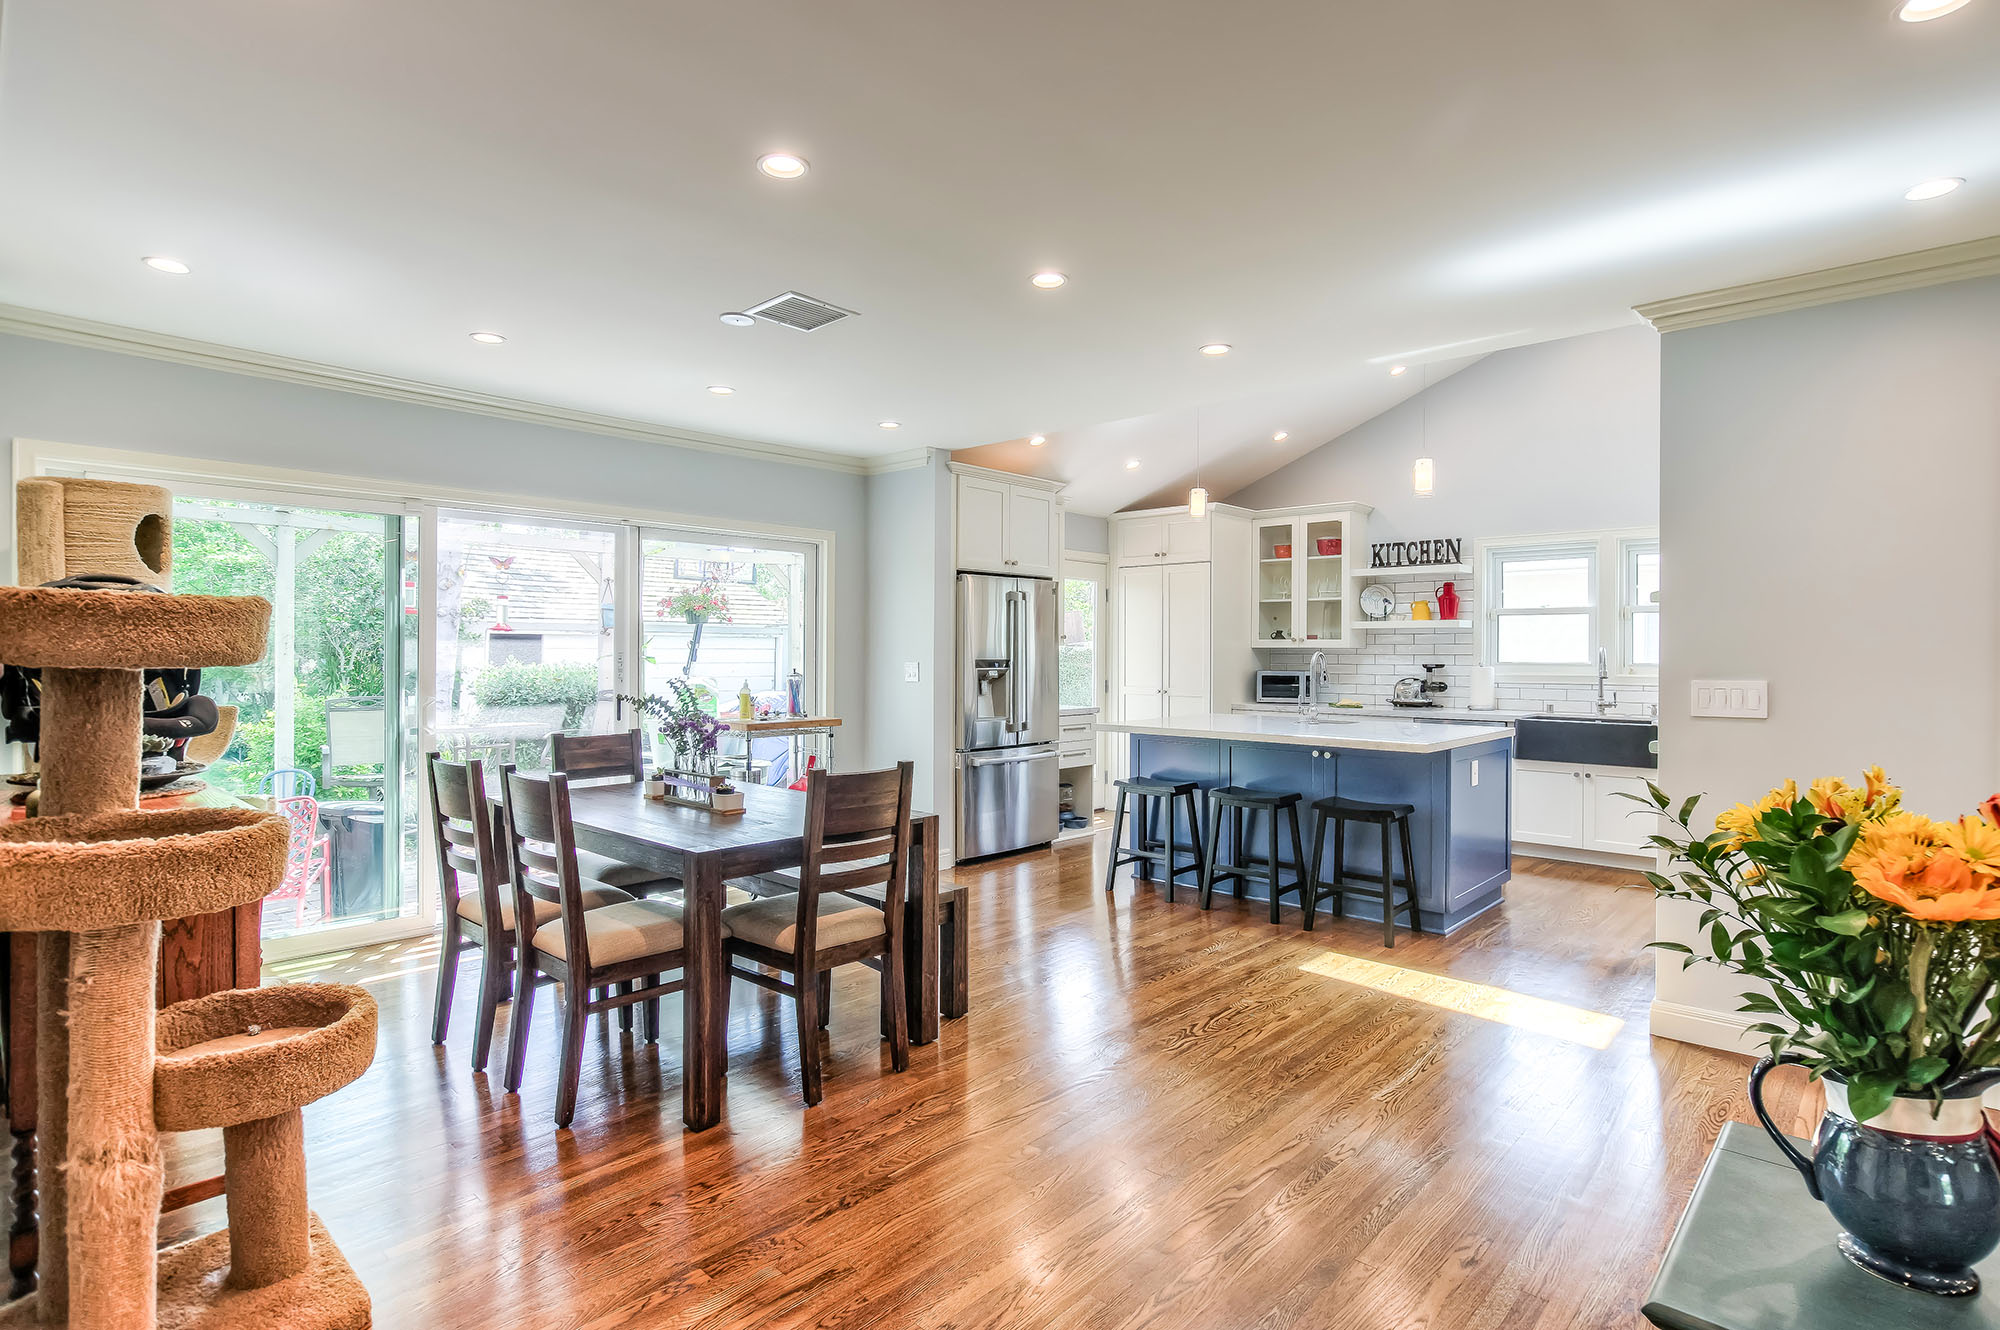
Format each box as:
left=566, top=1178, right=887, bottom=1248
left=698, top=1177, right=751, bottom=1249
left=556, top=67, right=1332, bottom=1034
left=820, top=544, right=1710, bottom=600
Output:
left=1, top=2, right=1994, bottom=506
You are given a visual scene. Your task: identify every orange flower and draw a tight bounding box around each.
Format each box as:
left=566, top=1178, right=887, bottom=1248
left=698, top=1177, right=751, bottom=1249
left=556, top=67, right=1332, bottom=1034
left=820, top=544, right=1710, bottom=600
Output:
left=1853, top=838, right=2000, bottom=922
left=1942, top=814, right=2000, bottom=880
left=1863, top=766, right=1899, bottom=812
left=1983, top=793, right=2000, bottom=828
left=1717, top=779, right=1798, bottom=850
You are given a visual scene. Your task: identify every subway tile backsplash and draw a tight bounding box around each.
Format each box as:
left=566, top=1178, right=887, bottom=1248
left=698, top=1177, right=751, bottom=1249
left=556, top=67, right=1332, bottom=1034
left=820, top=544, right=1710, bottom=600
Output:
left=1256, top=571, right=1660, bottom=715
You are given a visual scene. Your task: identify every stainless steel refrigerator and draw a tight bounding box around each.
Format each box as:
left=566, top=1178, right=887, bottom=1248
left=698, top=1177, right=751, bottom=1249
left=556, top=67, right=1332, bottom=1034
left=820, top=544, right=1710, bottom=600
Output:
left=954, top=572, right=1061, bottom=860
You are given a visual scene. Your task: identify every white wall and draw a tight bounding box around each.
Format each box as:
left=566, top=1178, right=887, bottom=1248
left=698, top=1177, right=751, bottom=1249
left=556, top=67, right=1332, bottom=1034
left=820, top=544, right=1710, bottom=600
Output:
left=1654, top=275, right=2000, bottom=1050
left=1222, top=325, right=1662, bottom=709
left=0, top=330, right=873, bottom=748
left=1063, top=510, right=1109, bottom=556
left=863, top=454, right=955, bottom=851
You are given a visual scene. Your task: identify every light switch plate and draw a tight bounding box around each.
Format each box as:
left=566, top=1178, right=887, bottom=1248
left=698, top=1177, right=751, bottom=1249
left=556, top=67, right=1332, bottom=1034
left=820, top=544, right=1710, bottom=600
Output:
left=1470, top=759, right=1479, bottom=786
left=1690, top=679, right=1768, bottom=719
left=903, top=661, right=921, bottom=683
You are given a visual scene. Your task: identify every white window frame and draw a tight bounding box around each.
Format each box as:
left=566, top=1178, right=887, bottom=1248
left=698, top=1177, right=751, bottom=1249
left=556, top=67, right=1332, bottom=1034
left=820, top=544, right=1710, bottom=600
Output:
left=1476, top=527, right=1659, bottom=685
left=1620, top=536, right=1660, bottom=676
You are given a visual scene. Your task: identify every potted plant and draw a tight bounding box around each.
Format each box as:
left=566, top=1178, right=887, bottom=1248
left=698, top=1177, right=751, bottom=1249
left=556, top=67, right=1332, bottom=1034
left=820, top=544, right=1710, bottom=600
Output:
left=1644, top=770, right=2000, bottom=1295
left=659, top=578, right=732, bottom=676
left=618, top=681, right=724, bottom=789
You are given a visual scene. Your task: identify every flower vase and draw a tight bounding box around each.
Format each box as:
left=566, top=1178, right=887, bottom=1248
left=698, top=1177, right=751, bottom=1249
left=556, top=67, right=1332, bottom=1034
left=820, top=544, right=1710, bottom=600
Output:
left=1750, top=1054, right=2000, bottom=1296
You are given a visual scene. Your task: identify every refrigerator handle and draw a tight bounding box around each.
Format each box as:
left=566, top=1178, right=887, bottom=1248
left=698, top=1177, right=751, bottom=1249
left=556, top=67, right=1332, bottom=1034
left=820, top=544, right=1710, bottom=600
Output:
left=1006, top=589, right=1023, bottom=733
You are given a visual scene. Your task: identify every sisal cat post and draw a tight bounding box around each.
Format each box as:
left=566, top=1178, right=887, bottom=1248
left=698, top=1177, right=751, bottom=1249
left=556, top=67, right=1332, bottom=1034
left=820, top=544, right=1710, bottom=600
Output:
left=1, top=478, right=375, bottom=1328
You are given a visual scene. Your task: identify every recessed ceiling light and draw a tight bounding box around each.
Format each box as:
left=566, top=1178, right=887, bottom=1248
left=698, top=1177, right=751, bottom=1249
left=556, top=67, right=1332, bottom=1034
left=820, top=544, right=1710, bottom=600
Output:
left=1198, top=343, right=1231, bottom=357
left=141, top=255, right=190, bottom=274
left=1389, top=364, right=1409, bottom=376
left=1125, top=458, right=1141, bottom=469
left=1904, top=176, right=1965, bottom=200
left=1031, top=271, right=1067, bottom=289
left=1028, top=434, right=1046, bottom=446
left=879, top=420, right=901, bottom=430
left=468, top=331, right=507, bottom=344
left=1896, top=0, right=1973, bottom=21
left=707, top=384, right=735, bottom=395
left=1273, top=431, right=1289, bottom=443
left=758, top=152, right=809, bottom=179
left=719, top=312, right=755, bottom=327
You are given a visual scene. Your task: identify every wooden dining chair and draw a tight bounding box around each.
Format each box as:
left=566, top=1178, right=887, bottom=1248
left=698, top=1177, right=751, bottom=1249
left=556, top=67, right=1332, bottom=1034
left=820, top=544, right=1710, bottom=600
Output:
left=426, top=752, right=635, bottom=1071
left=548, top=728, right=682, bottom=896
left=720, top=761, right=914, bottom=1107
left=498, top=766, right=688, bottom=1127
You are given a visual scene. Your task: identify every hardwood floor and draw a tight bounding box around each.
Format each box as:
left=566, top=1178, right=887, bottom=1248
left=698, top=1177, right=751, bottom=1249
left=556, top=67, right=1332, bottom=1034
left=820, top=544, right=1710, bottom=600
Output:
left=155, top=842, right=1815, bottom=1329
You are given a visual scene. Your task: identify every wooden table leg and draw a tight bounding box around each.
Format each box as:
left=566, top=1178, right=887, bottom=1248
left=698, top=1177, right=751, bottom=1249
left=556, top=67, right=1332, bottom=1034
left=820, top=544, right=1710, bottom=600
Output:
left=941, top=893, right=969, bottom=1020
left=906, top=816, right=941, bottom=1047
left=681, top=852, right=727, bottom=1131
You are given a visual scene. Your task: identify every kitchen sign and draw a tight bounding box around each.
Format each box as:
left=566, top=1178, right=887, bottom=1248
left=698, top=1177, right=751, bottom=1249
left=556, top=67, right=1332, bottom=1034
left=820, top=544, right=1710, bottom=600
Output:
left=1370, top=538, right=1464, bottom=570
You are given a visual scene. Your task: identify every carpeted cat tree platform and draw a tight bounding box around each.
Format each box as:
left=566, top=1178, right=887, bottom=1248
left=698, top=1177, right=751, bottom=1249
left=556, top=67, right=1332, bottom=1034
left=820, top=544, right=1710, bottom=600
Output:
left=0, top=478, right=375, bottom=1329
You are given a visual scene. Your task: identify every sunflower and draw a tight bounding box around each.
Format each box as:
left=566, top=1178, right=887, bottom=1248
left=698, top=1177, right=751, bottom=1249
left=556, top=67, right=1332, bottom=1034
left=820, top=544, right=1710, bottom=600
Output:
left=1940, top=814, right=2000, bottom=880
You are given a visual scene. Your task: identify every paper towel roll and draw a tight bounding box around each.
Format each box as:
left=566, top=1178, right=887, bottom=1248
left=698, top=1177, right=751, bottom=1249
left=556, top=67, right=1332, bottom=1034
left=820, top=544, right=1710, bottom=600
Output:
left=1470, top=665, right=1496, bottom=710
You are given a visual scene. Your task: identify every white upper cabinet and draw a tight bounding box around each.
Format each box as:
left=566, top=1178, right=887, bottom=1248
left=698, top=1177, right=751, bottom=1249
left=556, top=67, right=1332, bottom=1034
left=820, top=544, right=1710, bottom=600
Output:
left=1249, top=504, right=1370, bottom=650
left=953, top=467, right=1062, bottom=578
left=1114, top=511, right=1210, bottom=567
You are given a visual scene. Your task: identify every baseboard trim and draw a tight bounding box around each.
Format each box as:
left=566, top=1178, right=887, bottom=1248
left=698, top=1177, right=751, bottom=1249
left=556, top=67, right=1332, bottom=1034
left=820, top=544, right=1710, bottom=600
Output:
left=1512, top=843, right=1654, bottom=872
left=1649, top=999, right=1765, bottom=1057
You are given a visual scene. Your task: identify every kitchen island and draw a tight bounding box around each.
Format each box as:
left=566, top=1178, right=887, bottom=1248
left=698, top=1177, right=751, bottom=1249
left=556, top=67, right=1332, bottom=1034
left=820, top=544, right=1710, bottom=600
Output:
left=1097, top=713, right=1514, bottom=932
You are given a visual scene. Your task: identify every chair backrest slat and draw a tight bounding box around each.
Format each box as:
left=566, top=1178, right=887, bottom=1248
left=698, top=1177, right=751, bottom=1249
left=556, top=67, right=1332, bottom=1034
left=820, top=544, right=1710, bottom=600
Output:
left=793, top=762, right=913, bottom=962
left=500, top=766, right=592, bottom=971
left=549, top=729, right=645, bottom=784
left=426, top=751, right=506, bottom=934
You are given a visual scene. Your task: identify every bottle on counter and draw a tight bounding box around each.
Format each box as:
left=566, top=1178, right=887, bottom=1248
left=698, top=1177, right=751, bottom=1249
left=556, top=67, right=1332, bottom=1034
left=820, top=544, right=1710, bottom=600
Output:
left=738, top=680, right=755, bottom=719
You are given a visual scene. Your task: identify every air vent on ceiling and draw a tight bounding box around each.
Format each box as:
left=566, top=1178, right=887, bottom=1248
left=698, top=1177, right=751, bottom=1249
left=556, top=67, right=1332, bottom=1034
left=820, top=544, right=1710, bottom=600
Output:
left=743, top=291, right=858, bottom=332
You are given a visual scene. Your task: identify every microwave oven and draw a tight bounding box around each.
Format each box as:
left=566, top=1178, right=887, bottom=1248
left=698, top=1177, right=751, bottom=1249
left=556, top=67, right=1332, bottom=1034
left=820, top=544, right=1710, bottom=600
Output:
left=1253, top=669, right=1315, bottom=704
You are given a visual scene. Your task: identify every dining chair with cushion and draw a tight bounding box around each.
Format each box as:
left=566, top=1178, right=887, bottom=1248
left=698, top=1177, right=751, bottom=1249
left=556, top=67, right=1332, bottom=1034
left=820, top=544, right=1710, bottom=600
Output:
left=721, top=761, right=914, bottom=1107
left=549, top=728, right=683, bottom=897
left=426, top=752, right=634, bottom=1071
left=499, top=766, right=688, bottom=1127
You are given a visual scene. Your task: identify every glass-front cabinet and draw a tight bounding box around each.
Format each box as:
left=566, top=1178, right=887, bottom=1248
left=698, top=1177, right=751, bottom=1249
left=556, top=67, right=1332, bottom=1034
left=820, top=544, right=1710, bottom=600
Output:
left=1251, top=504, right=1371, bottom=651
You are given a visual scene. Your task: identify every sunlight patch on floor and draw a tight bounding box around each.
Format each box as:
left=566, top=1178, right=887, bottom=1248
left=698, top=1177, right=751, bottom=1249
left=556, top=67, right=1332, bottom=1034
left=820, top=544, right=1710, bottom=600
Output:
left=1300, top=952, right=1624, bottom=1049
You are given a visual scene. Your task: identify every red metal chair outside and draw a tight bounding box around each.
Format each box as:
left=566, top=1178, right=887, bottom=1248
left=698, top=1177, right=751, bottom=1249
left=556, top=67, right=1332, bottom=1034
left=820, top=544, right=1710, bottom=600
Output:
left=266, top=794, right=333, bottom=927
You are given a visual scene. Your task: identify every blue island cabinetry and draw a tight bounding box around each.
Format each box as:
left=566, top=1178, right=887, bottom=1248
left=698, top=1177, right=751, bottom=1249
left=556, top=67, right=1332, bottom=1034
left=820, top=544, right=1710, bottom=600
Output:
left=1101, top=715, right=1514, bottom=933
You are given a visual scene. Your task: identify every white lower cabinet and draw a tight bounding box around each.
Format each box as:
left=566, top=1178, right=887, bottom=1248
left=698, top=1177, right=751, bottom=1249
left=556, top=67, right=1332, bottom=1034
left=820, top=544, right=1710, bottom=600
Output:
left=1513, top=761, right=1658, bottom=857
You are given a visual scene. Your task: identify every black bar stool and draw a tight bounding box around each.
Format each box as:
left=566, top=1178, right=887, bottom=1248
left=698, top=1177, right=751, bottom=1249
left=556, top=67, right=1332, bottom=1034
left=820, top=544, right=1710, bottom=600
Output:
left=1198, top=787, right=1307, bottom=923
left=1104, top=777, right=1204, bottom=902
left=1305, top=796, right=1422, bottom=945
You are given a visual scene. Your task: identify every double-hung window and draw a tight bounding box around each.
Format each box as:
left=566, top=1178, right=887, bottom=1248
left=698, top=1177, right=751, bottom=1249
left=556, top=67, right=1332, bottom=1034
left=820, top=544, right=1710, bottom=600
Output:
left=1479, top=528, right=1659, bottom=680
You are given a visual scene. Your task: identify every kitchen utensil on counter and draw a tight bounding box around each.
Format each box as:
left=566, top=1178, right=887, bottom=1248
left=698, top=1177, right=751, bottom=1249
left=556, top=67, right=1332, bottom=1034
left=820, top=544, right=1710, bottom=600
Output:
left=1436, top=581, right=1460, bottom=620
left=1390, top=676, right=1432, bottom=707
left=1411, top=599, right=1433, bottom=620
left=1359, top=583, right=1395, bottom=620
left=1421, top=662, right=1448, bottom=702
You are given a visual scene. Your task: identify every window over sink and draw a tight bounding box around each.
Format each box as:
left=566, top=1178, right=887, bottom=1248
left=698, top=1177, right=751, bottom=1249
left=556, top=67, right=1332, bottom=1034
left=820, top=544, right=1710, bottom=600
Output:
left=1478, top=528, right=1659, bottom=682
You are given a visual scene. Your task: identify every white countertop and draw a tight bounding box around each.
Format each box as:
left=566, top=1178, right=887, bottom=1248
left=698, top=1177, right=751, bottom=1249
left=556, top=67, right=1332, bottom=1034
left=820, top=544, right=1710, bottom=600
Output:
left=1231, top=701, right=1659, bottom=723
left=1096, top=712, right=1513, bottom=754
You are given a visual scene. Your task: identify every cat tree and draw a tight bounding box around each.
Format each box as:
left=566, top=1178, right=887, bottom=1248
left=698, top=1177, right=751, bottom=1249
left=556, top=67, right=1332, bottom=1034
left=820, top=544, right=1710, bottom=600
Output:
left=0, top=478, right=375, bottom=1328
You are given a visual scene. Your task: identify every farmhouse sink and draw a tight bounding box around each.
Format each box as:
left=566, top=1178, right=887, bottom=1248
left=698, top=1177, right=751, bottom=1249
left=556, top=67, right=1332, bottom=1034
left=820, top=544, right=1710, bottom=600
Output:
left=1513, top=716, right=1658, bottom=770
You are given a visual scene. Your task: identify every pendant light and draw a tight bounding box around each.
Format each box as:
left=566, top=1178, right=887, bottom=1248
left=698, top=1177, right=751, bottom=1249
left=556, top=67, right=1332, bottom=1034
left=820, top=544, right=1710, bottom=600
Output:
left=1412, top=363, right=1435, bottom=498
left=1188, top=408, right=1209, bottom=518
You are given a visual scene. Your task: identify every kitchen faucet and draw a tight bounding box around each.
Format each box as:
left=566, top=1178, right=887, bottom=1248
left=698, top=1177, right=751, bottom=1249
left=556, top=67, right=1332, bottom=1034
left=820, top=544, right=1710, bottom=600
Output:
left=1595, top=646, right=1615, bottom=715
left=1304, top=650, right=1325, bottom=722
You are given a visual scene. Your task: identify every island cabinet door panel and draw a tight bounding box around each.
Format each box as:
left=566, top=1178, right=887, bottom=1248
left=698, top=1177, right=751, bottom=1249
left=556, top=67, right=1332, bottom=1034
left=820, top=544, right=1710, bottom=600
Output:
left=1513, top=765, right=1584, bottom=847
left=1445, top=745, right=1513, bottom=910
left=1328, top=750, right=1437, bottom=905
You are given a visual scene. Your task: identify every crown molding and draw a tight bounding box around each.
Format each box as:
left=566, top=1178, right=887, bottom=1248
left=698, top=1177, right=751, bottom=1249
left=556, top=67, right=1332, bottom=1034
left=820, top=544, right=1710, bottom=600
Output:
left=1635, top=234, right=2000, bottom=333
left=943, top=459, right=1065, bottom=492
left=0, top=302, right=920, bottom=476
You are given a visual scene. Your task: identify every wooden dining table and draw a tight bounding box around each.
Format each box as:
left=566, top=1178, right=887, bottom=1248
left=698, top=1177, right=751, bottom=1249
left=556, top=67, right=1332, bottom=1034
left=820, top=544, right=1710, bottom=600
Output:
left=550, top=780, right=941, bottom=1131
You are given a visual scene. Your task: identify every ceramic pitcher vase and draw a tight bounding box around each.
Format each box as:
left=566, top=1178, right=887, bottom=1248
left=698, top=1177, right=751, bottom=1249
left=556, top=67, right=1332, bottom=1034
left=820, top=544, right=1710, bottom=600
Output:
left=1749, top=1054, right=2000, bottom=1296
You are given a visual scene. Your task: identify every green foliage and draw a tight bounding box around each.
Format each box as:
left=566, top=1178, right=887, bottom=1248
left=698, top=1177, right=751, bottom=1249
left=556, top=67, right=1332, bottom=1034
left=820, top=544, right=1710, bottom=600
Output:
left=471, top=660, right=601, bottom=730
left=1640, top=782, right=2000, bottom=1120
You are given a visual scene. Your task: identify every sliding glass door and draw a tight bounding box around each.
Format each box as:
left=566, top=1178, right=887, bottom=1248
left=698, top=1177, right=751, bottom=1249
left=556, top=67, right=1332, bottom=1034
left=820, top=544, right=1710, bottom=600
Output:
left=429, top=514, right=624, bottom=770
left=156, top=491, right=419, bottom=945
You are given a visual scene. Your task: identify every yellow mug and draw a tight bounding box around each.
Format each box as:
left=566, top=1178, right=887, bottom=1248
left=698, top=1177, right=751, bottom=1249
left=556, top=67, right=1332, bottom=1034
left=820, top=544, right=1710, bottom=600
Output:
left=1411, top=600, right=1433, bottom=620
